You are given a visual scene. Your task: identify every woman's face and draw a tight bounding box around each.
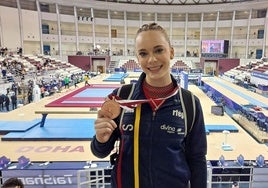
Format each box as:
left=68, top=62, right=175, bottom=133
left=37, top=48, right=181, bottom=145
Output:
left=135, top=30, right=174, bottom=86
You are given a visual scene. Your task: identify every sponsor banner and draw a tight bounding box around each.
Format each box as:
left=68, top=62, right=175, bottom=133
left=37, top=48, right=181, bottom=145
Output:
left=190, top=69, right=203, bottom=73
left=1, top=161, right=111, bottom=188
left=2, top=169, right=80, bottom=188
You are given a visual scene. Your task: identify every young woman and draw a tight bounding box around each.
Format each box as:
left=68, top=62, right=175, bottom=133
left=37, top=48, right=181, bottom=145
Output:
left=91, top=22, right=207, bottom=188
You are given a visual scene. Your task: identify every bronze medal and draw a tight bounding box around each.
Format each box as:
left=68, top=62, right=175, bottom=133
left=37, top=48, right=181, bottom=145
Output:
left=101, top=100, right=121, bottom=119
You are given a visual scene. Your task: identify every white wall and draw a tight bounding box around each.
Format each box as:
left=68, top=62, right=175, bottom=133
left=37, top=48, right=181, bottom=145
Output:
left=0, top=6, right=20, bottom=49
left=22, top=9, right=40, bottom=42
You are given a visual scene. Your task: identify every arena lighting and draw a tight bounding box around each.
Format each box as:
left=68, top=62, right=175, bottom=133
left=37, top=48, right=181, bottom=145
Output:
left=0, top=156, right=11, bottom=169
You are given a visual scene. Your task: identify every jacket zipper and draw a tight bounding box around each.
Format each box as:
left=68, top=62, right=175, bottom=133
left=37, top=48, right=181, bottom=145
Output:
left=152, top=111, right=156, bottom=120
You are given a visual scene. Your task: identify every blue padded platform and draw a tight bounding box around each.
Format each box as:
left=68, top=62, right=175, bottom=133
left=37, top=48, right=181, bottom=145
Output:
left=1, top=118, right=96, bottom=141
left=205, top=124, right=239, bottom=134
left=103, top=73, right=129, bottom=82
left=0, top=119, right=41, bottom=133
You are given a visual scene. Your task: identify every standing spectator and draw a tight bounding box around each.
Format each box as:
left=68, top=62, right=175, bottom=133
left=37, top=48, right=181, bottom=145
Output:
left=11, top=93, right=18, bottom=110
left=11, top=82, right=18, bottom=96
left=74, top=75, right=79, bottom=88
left=1, top=64, right=7, bottom=78
left=64, top=76, right=70, bottom=89
left=4, top=94, right=10, bottom=111
left=0, top=93, right=4, bottom=111
left=40, top=85, right=46, bottom=98
left=27, top=90, right=33, bottom=104
left=84, top=74, right=90, bottom=86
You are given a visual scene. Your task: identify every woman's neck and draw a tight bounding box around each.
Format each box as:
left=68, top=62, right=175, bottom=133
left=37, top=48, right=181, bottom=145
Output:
left=145, top=76, right=172, bottom=87
left=143, top=80, right=175, bottom=99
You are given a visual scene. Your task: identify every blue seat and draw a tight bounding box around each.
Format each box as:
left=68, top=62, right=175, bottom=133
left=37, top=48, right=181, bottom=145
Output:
left=256, top=112, right=267, bottom=131
left=265, top=117, right=268, bottom=132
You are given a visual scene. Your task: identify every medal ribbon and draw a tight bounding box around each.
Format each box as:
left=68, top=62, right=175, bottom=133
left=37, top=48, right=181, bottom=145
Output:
left=109, top=86, right=179, bottom=110
left=134, top=104, right=141, bottom=188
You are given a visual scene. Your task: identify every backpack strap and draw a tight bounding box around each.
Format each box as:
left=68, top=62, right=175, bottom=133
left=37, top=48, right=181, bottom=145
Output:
left=110, top=84, right=135, bottom=166
left=179, top=87, right=196, bottom=137
left=117, top=84, right=135, bottom=99
left=116, top=83, right=135, bottom=129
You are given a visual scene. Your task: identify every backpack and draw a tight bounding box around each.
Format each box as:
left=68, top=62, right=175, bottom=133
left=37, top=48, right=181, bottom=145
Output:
left=116, top=83, right=196, bottom=136
left=110, top=83, right=197, bottom=166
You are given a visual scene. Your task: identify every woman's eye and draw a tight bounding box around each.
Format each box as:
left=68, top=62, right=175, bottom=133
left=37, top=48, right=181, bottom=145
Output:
left=139, top=52, right=147, bottom=57
left=155, top=48, right=164, bottom=54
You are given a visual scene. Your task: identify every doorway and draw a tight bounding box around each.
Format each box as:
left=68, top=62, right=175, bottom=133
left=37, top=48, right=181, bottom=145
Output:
left=97, top=66, right=104, bottom=74
left=204, top=61, right=217, bottom=76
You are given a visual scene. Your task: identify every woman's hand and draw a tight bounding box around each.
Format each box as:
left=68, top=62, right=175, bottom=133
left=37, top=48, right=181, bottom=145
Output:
left=94, top=109, right=118, bottom=143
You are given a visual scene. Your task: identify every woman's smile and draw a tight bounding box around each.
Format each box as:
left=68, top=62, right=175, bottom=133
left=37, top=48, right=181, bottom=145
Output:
left=147, top=65, right=163, bottom=71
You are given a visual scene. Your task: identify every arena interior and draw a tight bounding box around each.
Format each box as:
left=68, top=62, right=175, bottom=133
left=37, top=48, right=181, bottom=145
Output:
left=0, top=0, right=268, bottom=187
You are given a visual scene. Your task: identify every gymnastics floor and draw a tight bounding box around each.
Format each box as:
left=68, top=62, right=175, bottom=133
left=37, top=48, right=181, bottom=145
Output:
left=0, top=75, right=267, bottom=162
left=0, top=118, right=238, bottom=141
left=0, top=81, right=239, bottom=141
left=45, top=84, right=121, bottom=108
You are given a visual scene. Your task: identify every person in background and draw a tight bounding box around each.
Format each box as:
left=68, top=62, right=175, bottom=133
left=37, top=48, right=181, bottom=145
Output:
left=4, top=94, right=10, bottom=111
left=11, top=93, right=17, bottom=110
left=0, top=93, right=4, bottom=111
left=84, top=74, right=90, bottom=86
left=91, top=22, right=207, bottom=188
left=2, top=177, right=24, bottom=188
left=64, top=76, right=70, bottom=89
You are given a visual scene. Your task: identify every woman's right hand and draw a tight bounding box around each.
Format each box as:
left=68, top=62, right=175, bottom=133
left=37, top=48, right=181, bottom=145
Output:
left=94, top=109, right=118, bottom=143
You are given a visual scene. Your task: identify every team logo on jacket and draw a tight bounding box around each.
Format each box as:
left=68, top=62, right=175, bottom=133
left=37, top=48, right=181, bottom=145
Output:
left=160, top=124, right=184, bottom=135
left=122, top=124, right=134, bottom=131
left=172, top=109, right=184, bottom=119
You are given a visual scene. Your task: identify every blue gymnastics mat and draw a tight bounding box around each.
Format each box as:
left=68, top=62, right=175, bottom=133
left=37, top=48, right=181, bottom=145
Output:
left=205, top=124, right=239, bottom=134
left=103, top=73, right=129, bottom=82
left=1, top=118, right=96, bottom=141
left=0, top=119, right=41, bottom=133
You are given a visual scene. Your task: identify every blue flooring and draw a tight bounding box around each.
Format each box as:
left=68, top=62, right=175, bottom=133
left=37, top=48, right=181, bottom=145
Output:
left=74, top=88, right=114, bottom=97
left=1, top=118, right=238, bottom=141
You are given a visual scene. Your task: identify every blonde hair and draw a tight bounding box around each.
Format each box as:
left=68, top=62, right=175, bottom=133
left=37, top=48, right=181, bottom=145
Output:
left=135, top=23, right=171, bottom=46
